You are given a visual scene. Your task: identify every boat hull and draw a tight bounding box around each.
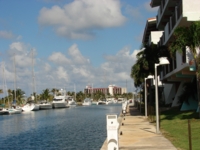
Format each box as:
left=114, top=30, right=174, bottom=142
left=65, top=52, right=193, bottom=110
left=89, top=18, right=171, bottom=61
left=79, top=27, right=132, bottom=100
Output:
left=22, top=103, right=39, bottom=111
left=39, top=103, right=52, bottom=109
left=8, top=109, right=22, bottom=114
left=0, top=109, right=9, bottom=115
left=52, top=102, right=68, bottom=108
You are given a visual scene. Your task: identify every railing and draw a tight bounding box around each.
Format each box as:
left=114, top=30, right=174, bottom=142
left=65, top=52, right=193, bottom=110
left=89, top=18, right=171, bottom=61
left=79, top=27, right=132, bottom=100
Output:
left=177, top=0, right=183, bottom=20
left=168, top=0, right=183, bottom=38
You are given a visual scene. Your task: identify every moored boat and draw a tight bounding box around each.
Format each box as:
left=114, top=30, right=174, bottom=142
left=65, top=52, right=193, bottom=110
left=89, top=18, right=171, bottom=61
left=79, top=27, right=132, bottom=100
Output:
left=7, top=108, right=22, bottom=114
left=52, top=89, right=69, bottom=108
left=67, top=96, right=76, bottom=106
left=39, top=100, right=52, bottom=109
left=0, top=108, right=9, bottom=115
left=82, top=98, right=92, bottom=106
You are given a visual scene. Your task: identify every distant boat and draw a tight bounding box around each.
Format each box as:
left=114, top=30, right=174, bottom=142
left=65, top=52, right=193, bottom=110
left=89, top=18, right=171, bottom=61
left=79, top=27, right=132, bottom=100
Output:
left=67, top=96, right=77, bottom=106
left=39, top=100, right=52, bottom=110
left=97, top=100, right=106, bottom=105
left=7, top=107, right=22, bottom=114
left=82, top=98, right=92, bottom=106
left=22, top=100, right=40, bottom=111
left=0, top=108, right=9, bottom=115
left=52, top=89, right=69, bottom=108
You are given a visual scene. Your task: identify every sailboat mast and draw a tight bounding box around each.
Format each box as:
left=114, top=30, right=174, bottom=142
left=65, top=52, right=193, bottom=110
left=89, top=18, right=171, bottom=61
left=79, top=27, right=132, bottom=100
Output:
left=14, top=54, right=17, bottom=100
left=74, top=84, right=76, bottom=101
left=3, top=63, right=9, bottom=106
left=32, top=50, right=35, bottom=96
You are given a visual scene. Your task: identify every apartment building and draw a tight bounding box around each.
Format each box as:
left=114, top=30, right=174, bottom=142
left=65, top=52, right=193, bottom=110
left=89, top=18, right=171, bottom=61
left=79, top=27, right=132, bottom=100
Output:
left=84, top=85, right=127, bottom=96
left=147, top=0, right=200, bottom=110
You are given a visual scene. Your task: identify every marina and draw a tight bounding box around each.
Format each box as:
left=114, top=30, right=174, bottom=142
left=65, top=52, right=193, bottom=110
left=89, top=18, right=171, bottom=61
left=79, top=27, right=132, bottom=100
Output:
left=0, top=104, right=122, bottom=150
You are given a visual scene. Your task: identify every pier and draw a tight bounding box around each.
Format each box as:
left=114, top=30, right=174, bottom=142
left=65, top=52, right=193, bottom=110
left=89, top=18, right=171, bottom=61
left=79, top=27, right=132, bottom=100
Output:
left=100, top=104, right=177, bottom=150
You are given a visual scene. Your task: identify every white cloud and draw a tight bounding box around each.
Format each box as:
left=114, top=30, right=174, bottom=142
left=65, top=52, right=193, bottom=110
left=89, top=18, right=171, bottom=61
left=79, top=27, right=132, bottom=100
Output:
left=0, top=30, right=15, bottom=39
left=101, top=46, right=138, bottom=85
left=48, top=52, right=71, bottom=65
left=3, top=42, right=138, bottom=96
left=68, top=44, right=89, bottom=65
left=56, top=66, right=69, bottom=82
left=38, top=0, right=127, bottom=39
left=144, top=1, right=158, bottom=12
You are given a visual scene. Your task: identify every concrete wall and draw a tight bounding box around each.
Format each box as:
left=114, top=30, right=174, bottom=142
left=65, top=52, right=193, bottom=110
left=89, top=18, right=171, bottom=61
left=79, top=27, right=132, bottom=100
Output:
left=149, top=31, right=163, bottom=45
left=183, top=0, right=200, bottom=21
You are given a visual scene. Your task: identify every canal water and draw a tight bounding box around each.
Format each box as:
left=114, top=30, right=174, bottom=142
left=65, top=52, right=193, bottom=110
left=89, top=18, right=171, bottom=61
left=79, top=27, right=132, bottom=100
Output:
left=0, top=104, right=122, bottom=150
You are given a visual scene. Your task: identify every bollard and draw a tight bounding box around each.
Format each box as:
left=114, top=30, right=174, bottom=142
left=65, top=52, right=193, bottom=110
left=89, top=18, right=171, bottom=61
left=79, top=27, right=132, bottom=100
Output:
left=107, top=114, right=119, bottom=150
left=122, top=101, right=128, bottom=115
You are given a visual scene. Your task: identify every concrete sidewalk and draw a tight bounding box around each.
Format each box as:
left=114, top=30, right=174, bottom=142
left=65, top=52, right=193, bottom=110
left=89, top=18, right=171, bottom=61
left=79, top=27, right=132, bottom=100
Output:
left=100, top=104, right=177, bottom=150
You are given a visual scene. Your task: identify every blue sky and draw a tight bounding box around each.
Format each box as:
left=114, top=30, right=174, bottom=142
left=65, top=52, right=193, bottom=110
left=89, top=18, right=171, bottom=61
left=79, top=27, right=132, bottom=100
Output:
left=0, top=0, right=157, bottom=96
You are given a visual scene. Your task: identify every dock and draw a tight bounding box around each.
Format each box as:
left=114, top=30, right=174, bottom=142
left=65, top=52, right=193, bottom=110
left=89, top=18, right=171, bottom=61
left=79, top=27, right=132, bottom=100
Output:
left=100, top=104, right=177, bottom=150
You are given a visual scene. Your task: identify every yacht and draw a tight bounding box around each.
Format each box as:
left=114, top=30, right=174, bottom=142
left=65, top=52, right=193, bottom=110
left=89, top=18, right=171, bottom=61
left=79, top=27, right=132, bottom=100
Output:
left=67, top=96, right=76, bottom=106
left=82, top=98, right=92, bottom=106
left=52, top=89, right=69, bottom=108
left=39, top=100, right=52, bottom=109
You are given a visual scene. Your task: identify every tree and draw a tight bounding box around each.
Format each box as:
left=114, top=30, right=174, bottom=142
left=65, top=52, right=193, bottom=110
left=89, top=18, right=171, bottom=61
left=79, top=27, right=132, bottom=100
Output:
left=169, top=21, right=200, bottom=116
left=41, top=88, right=51, bottom=101
left=130, top=44, right=159, bottom=87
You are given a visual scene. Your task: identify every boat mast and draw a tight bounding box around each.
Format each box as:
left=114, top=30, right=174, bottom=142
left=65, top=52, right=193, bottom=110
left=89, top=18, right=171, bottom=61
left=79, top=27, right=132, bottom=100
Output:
left=14, top=54, right=17, bottom=101
left=74, top=84, right=76, bottom=101
left=32, top=50, right=36, bottom=100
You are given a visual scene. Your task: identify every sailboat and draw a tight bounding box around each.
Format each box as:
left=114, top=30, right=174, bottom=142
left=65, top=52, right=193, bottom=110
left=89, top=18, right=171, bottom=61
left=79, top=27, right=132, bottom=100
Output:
left=22, top=50, right=39, bottom=111
left=2, top=62, right=21, bottom=114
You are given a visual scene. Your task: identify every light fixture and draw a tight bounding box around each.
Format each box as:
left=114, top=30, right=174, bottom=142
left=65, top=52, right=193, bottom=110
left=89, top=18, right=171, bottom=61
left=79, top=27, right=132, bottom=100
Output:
left=155, top=57, right=169, bottom=134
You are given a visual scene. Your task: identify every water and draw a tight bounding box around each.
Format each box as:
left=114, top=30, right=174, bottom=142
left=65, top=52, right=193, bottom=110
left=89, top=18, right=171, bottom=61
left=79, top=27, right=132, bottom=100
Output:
left=0, top=104, right=122, bottom=150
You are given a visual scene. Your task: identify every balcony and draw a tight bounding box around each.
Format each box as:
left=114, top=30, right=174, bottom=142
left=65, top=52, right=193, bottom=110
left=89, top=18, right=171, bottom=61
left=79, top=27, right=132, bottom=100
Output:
left=160, top=48, right=195, bottom=83
left=158, top=0, right=200, bottom=46
left=157, top=0, right=178, bottom=30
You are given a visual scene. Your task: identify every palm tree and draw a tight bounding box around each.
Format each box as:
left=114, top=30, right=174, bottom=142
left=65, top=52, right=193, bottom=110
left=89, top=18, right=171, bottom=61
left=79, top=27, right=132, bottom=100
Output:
left=51, top=88, right=59, bottom=96
left=130, top=44, right=159, bottom=87
left=16, top=89, right=25, bottom=105
left=41, top=88, right=51, bottom=101
left=76, top=91, right=85, bottom=102
left=168, top=21, right=200, bottom=116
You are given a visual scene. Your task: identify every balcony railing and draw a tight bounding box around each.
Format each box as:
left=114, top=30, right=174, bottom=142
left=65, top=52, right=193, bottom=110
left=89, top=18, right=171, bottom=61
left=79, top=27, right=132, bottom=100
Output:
left=159, top=0, right=183, bottom=46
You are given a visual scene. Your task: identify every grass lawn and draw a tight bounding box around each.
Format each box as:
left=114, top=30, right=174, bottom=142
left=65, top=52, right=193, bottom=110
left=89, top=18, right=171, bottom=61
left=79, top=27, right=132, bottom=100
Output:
left=159, top=107, right=200, bottom=150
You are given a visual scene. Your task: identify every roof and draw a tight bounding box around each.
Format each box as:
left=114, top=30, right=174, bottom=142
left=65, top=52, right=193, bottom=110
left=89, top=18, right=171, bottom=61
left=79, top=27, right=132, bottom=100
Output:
left=150, top=0, right=161, bottom=7
left=142, top=17, right=158, bottom=44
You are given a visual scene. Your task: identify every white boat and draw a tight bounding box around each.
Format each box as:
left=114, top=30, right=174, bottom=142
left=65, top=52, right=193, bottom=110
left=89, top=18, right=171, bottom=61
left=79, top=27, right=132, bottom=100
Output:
left=22, top=100, right=40, bottom=111
left=7, top=108, right=22, bottom=114
left=52, top=89, right=68, bottom=108
left=82, top=98, right=92, bottom=106
left=92, top=101, right=98, bottom=105
left=97, top=100, right=106, bottom=105
left=0, top=108, right=9, bottom=115
left=39, top=100, right=52, bottom=109
left=106, top=100, right=113, bottom=105
left=67, top=96, right=76, bottom=106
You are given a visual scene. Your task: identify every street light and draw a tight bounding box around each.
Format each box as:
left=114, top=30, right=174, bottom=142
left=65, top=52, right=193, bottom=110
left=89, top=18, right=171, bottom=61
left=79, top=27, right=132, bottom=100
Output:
left=155, top=57, right=169, bottom=134
left=144, top=75, right=154, bottom=118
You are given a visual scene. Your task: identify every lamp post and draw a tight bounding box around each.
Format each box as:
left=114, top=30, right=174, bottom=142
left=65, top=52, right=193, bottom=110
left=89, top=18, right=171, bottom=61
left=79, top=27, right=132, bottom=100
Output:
left=144, top=75, right=154, bottom=118
left=155, top=57, right=169, bottom=134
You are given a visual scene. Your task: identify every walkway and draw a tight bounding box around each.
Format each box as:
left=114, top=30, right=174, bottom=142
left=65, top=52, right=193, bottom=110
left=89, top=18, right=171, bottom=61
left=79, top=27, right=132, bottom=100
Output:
left=100, top=104, right=177, bottom=150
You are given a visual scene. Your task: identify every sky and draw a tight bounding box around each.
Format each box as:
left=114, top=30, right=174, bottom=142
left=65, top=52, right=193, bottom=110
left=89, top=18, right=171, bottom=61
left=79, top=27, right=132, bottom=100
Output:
left=0, top=0, right=158, bottom=97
